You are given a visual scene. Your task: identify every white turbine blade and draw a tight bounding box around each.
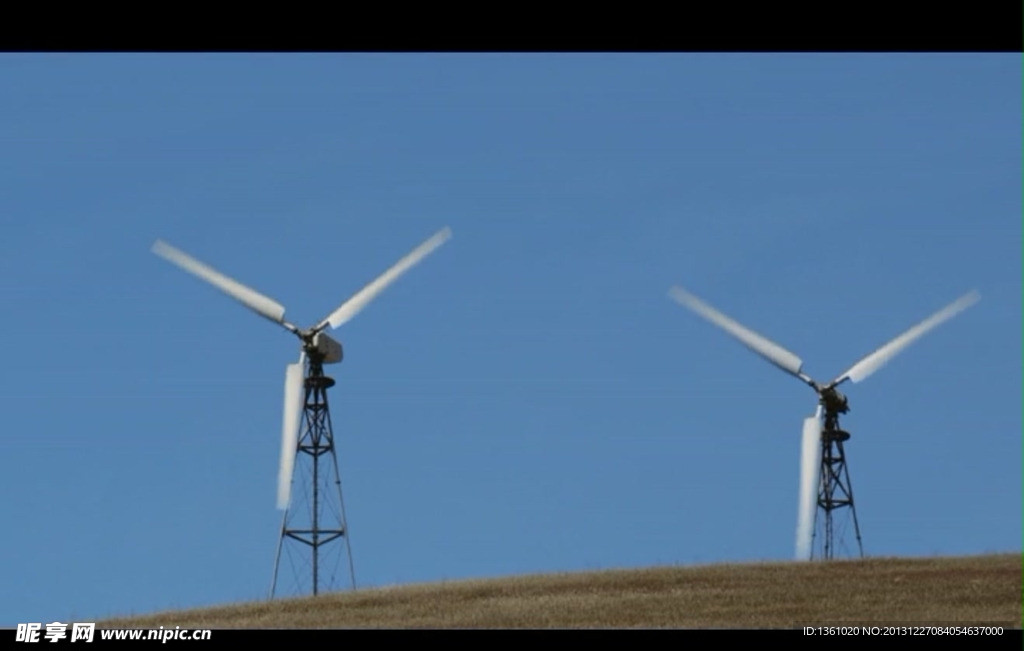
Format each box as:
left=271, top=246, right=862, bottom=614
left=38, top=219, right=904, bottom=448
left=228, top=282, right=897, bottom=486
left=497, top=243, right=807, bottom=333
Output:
left=796, top=406, right=823, bottom=561
left=152, top=240, right=287, bottom=324
left=831, top=290, right=980, bottom=386
left=316, top=227, right=452, bottom=331
left=276, top=358, right=305, bottom=510
left=668, top=286, right=805, bottom=378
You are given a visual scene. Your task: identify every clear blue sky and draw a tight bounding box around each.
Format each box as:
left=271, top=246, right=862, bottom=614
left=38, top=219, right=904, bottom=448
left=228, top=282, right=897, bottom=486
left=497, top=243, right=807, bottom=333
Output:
left=1, top=54, right=1019, bottom=625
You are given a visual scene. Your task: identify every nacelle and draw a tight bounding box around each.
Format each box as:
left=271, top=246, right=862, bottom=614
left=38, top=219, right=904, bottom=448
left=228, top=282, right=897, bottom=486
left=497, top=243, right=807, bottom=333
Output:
left=821, top=387, right=849, bottom=415
left=312, top=332, right=343, bottom=364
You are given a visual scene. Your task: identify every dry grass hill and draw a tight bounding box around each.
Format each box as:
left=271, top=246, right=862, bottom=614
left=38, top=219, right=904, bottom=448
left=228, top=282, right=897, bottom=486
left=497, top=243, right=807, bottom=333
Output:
left=100, top=553, right=1021, bottom=629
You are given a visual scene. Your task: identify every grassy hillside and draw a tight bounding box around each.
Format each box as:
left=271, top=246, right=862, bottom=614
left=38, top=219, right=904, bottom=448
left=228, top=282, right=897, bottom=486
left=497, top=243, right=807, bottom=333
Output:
left=101, top=553, right=1021, bottom=629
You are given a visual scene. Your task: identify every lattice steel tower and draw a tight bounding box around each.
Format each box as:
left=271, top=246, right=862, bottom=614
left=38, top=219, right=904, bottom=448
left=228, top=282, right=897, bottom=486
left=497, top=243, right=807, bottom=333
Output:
left=270, top=350, right=356, bottom=597
left=810, top=400, right=864, bottom=560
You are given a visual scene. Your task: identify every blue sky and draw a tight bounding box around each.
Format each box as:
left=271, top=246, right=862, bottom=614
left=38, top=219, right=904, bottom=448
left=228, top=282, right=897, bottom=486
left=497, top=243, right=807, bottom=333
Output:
left=0, top=54, right=1019, bottom=624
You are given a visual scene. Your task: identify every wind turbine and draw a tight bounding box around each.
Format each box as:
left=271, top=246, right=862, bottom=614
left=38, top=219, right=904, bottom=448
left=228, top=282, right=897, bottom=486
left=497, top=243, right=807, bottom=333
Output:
left=152, top=227, right=452, bottom=596
left=668, top=286, right=979, bottom=561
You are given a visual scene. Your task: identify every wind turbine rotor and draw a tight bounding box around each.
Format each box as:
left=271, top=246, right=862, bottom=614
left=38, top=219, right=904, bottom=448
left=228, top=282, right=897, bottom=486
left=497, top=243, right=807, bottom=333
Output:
left=796, top=406, right=823, bottom=561
left=277, top=354, right=306, bottom=510
left=315, top=227, right=452, bottom=332
left=830, top=290, right=980, bottom=387
left=152, top=240, right=291, bottom=327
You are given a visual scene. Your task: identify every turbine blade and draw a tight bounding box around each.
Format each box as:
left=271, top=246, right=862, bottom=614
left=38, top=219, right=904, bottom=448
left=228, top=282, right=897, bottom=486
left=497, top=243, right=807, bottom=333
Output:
left=668, top=286, right=806, bottom=378
left=796, top=407, right=823, bottom=561
left=152, top=240, right=288, bottom=325
left=831, top=290, right=980, bottom=386
left=276, top=358, right=305, bottom=510
left=315, top=227, right=452, bottom=331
